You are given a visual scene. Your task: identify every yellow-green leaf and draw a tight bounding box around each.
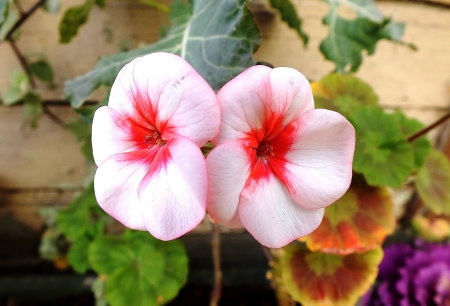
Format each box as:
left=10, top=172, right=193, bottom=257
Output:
left=416, top=150, right=450, bottom=215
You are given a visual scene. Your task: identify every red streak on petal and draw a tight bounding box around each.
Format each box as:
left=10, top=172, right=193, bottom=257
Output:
left=137, top=143, right=172, bottom=197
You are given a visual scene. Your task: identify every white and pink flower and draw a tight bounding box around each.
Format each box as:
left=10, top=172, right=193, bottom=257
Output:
left=206, top=65, right=355, bottom=248
left=92, top=52, right=220, bottom=241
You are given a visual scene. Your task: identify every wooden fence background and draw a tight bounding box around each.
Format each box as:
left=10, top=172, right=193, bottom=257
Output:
left=0, top=0, right=449, bottom=236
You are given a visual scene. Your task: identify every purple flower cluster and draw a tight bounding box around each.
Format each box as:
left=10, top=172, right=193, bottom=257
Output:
left=362, top=241, right=450, bottom=306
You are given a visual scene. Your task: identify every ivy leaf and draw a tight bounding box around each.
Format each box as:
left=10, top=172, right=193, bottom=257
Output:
left=268, top=0, right=308, bottom=45
left=0, top=2, right=17, bottom=41
left=350, top=107, right=415, bottom=188
left=66, top=120, right=94, bottom=162
left=1, top=70, right=29, bottom=105
left=302, top=176, right=395, bottom=254
left=0, top=0, right=10, bottom=24
left=89, top=231, right=188, bottom=306
left=23, top=92, right=43, bottom=128
left=392, top=111, right=431, bottom=169
left=59, top=0, right=105, bottom=43
left=320, top=2, right=407, bottom=73
left=329, top=0, right=383, bottom=22
left=311, top=73, right=378, bottom=118
left=275, top=244, right=383, bottom=306
left=29, top=59, right=55, bottom=82
left=416, top=150, right=450, bottom=215
left=64, top=0, right=260, bottom=108
left=43, top=0, right=60, bottom=14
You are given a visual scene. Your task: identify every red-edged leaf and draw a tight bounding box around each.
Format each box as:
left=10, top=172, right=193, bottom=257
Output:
left=302, top=177, right=395, bottom=254
left=277, top=244, right=383, bottom=306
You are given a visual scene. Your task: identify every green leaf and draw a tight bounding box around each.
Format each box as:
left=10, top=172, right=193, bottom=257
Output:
left=329, top=0, right=383, bottom=22
left=350, top=107, right=415, bottom=188
left=66, top=120, right=94, bottom=162
left=320, top=2, right=406, bottom=73
left=89, top=235, right=137, bottom=275
left=95, top=0, right=106, bottom=8
left=89, top=231, right=188, bottom=306
left=23, top=92, right=43, bottom=128
left=134, top=0, right=170, bottom=13
left=43, top=0, right=60, bottom=14
left=67, top=235, right=91, bottom=273
left=1, top=70, right=29, bottom=105
left=311, top=73, right=378, bottom=118
left=59, top=0, right=95, bottom=44
left=0, top=4, right=17, bottom=41
left=416, top=150, right=450, bottom=215
left=106, top=266, right=159, bottom=306
left=0, top=0, right=10, bottom=24
left=29, top=59, right=55, bottom=82
left=56, top=184, right=106, bottom=241
left=268, top=0, right=308, bottom=45
left=74, top=88, right=110, bottom=123
left=392, top=111, right=431, bottom=169
left=64, top=0, right=260, bottom=108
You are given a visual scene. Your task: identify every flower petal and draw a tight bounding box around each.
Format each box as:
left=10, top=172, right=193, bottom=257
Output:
left=108, top=52, right=220, bottom=146
left=239, top=161, right=324, bottom=248
left=94, top=150, right=155, bottom=230
left=206, top=142, right=254, bottom=228
left=271, top=109, right=355, bottom=209
left=268, top=67, right=314, bottom=126
left=92, top=106, right=149, bottom=166
left=138, top=137, right=208, bottom=240
left=214, top=65, right=314, bottom=145
left=214, top=65, right=271, bottom=145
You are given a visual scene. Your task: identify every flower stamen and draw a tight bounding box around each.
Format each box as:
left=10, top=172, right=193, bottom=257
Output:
left=144, top=131, right=167, bottom=148
left=256, top=143, right=274, bottom=159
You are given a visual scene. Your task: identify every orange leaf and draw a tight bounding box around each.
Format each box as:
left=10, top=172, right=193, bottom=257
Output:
left=302, top=177, right=395, bottom=254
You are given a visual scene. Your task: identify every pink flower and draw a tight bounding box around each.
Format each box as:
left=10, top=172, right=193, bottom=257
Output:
left=92, top=52, right=220, bottom=240
left=206, top=66, right=355, bottom=248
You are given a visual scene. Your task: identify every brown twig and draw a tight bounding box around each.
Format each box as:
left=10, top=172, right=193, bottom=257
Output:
left=408, top=111, right=450, bottom=142
left=210, top=222, right=222, bottom=306
left=42, top=105, right=67, bottom=128
left=8, top=39, right=37, bottom=89
left=6, top=0, right=47, bottom=40
left=378, top=0, right=450, bottom=9
left=14, top=0, right=26, bottom=16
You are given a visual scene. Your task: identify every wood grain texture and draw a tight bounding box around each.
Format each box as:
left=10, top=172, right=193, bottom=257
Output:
left=0, top=0, right=449, bottom=232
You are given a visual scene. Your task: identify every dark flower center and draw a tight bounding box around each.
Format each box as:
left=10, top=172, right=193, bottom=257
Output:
left=256, top=142, right=274, bottom=159
left=144, top=131, right=167, bottom=148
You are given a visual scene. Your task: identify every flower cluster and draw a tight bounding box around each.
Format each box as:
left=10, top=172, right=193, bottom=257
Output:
left=362, top=241, right=450, bottom=305
left=92, top=52, right=355, bottom=248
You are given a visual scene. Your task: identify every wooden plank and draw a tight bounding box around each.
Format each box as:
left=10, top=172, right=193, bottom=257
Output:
left=1, top=0, right=450, bottom=232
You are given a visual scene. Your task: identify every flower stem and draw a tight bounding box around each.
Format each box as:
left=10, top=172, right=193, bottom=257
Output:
left=408, top=111, right=450, bottom=142
left=210, top=222, right=222, bottom=306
